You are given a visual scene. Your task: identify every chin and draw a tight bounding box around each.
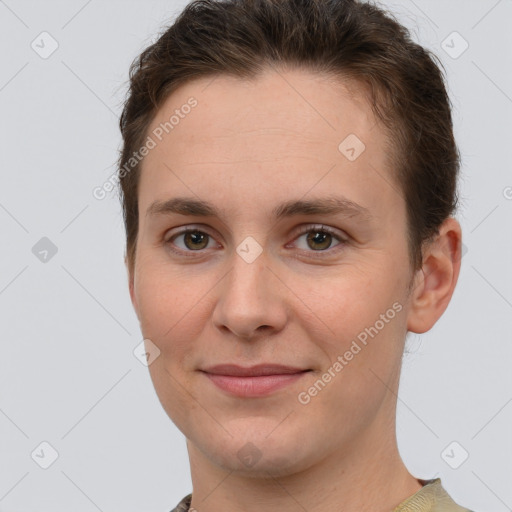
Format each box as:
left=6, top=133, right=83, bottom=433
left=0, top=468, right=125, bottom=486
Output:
left=193, top=424, right=319, bottom=478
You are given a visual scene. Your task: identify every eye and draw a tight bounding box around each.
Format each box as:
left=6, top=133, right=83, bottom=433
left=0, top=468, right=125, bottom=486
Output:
left=165, top=227, right=218, bottom=256
left=164, top=224, right=348, bottom=259
left=290, top=224, right=347, bottom=254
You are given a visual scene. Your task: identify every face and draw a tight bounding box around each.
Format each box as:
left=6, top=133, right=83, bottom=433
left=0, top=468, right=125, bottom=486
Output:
left=129, top=67, right=420, bottom=476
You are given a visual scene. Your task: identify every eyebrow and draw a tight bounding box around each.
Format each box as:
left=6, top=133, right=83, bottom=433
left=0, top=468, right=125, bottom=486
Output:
left=146, top=196, right=373, bottom=222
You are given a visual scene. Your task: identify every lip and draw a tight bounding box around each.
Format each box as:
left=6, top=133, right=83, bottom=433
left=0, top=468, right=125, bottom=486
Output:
left=200, top=364, right=311, bottom=397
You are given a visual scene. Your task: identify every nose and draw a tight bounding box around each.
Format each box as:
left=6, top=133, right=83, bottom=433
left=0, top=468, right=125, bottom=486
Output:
left=211, top=248, right=288, bottom=341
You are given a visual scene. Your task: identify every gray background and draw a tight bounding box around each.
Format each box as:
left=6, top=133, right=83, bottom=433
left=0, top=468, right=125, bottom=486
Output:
left=1, top=0, right=511, bottom=510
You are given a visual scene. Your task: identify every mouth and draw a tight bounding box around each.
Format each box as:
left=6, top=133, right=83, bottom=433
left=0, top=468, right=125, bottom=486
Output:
left=199, top=364, right=312, bottom=397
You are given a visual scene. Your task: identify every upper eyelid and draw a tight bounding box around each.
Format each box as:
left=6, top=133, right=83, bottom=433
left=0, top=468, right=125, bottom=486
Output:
left=289, top=223, right=347, bottom=240
left=165, top=225, right=218, bottom=242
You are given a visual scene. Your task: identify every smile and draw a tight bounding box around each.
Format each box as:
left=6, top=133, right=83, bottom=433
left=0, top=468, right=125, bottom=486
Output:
left=200, top=364, right=312, bottom=397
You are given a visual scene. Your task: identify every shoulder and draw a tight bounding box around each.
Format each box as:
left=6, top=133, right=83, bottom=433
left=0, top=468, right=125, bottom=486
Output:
left=169, top=493, right=192, bottom=512
left=393, top=479, right=474, bottom=512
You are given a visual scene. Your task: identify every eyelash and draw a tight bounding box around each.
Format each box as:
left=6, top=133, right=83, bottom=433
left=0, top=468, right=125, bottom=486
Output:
left=164, top=224, right=348, bottom=259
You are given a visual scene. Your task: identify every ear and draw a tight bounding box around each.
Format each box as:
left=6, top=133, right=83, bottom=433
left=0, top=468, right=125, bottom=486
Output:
left=406, top=217, right=463, bottom=334
left=125, top=253, right=139, bottom=319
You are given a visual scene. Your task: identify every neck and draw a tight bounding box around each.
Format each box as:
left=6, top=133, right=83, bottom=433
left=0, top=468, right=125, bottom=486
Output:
left=187, top=406, right=423, bottom=512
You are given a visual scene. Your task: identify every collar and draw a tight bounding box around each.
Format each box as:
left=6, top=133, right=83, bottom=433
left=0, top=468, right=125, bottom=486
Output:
left=392, top=478, right=472, bottom=511
left=170, top=478, right=472, bottom=512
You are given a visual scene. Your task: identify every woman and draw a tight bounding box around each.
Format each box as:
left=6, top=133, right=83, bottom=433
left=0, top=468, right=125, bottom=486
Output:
left=117, top=0, right=471, bottom=510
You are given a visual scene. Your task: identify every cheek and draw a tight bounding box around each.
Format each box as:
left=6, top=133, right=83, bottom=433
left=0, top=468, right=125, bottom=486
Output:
left=306, top=265, right=406, bottom=360
left=134, top=259, right=194, bottom=331
left=134, top=264, right=215, bottom=365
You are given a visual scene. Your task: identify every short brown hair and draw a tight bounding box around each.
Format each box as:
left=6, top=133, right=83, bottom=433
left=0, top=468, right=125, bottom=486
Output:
left=118, top=0, right=460, bottom=281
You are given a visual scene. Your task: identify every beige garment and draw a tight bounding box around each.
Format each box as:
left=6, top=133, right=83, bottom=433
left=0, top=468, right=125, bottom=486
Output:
left=392, top=478, right=473, bottom=511
left=170, top=478, right=473, bottom=512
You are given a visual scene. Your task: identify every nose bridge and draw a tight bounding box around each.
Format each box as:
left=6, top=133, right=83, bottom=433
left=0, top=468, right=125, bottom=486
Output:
left=212, top=243, right=287, bottom=339
left=226, top=245, right=271, bottom=308
left=227, top=229, right=271, bottom=294
left=237, top=242, right=269, bottom=285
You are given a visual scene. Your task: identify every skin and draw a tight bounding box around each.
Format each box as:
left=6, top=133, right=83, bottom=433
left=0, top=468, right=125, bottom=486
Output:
left=127, top=67, right=462, bottom=512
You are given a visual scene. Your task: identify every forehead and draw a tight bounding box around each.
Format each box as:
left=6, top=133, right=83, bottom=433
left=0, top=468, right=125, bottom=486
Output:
left=138, top=68, right=399, bottom=223
left=146, top=68, right=379, bottom=156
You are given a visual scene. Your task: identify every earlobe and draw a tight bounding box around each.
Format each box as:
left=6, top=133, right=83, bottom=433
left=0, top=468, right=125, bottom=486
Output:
left=406, top=217, right=462, bottom=334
